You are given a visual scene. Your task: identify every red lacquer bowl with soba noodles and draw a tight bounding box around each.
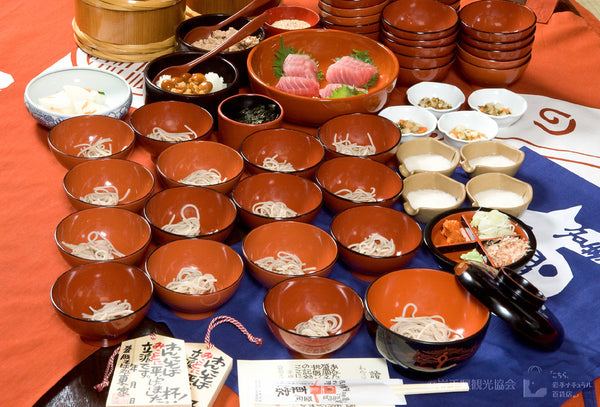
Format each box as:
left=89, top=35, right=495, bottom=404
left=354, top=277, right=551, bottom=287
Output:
left=242, top=221, right=338, bottom=288
left=51, top=261, right=153, bottom=347
left=145, top=239, right=244, bottom=320
left=263, top=276, right=364, bottom=358
left=364, top=268, right=490, bottom=378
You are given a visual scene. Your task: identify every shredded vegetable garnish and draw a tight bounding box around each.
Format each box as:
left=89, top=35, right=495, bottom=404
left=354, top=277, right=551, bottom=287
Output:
left=470, top=210, right=514, bottom=239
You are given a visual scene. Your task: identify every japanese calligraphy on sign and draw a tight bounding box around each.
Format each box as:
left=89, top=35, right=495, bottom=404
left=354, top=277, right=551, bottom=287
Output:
left=186, top=343, right=233, bottom=407
left=106, top=334, right=192, bottom=407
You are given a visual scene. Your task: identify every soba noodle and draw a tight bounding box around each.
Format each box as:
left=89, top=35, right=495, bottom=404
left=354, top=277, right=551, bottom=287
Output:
left=81, top=299, right=133, bottom=321
left=255, top=251, right=316, bottom=275
left=390, top=303, right=463, bottom=342
left=335, top=187, right=377, bottom=202
left=162, top=204, right=201, bottom=236
left=294, top=313, right=343, bottom=336
left=261, top=155, right=296, bottom=172
left=147, top=125, right=197, bottom=142
left=252, top=201, right=297, bottom=218
left=75, top=137, right=113, bottom=158
left=62, top=231, right=125, bottom=260
left=332, top=133, right=376, bottom=156
left=179, top=168, right=225, bottom=186
left=165, top=266, right=217, bottom=295
left=80, top=185, right=131, bottom=206
left=348, top=233, right=395, bottom=257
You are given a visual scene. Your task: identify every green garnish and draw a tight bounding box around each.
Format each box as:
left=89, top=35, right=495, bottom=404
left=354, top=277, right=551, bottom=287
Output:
left=350, top=49, right=378, bottom=88
left=272, top=36, right=323, bottom=80
left=460, top=249, right=485, bottom=263
left=329, top=85, right=367, bottom=99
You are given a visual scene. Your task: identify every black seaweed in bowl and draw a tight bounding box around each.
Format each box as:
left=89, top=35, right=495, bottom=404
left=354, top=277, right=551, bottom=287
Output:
left=220, top=94, right=282, bottom=124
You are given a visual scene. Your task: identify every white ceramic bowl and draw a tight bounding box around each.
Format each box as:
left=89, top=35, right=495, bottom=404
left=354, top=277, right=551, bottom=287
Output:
left=437, top=110, right=499, bottom=149
left=467, top=88, right=528, bottom=127
left=406, top=81, right=465, bottom=118
left=24, top=67, right=132, bottom=128
left=378, top=105, right=438, bottom=141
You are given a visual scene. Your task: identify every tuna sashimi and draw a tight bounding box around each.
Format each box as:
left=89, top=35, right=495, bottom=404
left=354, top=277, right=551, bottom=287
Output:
left=276, top=76, right=320, bottom=97
left=282, top=53, right=319, bottom=81
left=325, top=56, right=378, bottom=88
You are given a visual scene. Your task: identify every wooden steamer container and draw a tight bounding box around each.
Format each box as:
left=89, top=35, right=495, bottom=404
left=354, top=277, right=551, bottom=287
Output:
left=73, top=0, right=186, bottom=62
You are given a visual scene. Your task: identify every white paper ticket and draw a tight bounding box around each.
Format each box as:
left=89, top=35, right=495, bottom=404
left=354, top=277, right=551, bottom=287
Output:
left=238, top=358, right=400, bottom=407
left=250, top=379, right=404, bottom=405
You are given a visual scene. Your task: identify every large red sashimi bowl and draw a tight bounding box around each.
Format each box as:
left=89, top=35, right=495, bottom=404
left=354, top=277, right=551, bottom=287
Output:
left=247, top=29, right=399, bottom=126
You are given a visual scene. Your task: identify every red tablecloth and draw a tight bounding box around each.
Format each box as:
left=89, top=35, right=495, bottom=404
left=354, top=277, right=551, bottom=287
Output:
left=1, top=1, right=600, bottom=406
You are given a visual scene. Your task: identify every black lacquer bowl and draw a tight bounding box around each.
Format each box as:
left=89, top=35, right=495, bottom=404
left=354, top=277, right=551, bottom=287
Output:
left=364, top=268, right=491, bottom=378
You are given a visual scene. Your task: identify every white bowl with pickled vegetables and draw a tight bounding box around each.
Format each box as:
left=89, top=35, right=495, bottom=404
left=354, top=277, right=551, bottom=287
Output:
left=378, top=105, right=437, bottom=141
left=24, top=67, right=132, bottom=129
left=437, top=110, right=499, bottom=150
left=406, top=81, right=465, bottom=119
left=467, top=88, right=527, bottom=127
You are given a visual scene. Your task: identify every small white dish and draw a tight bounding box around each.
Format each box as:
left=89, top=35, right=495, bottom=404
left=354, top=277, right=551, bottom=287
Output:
left=24, top=67, right=132, bottom=128
left=378, top=105, right=438, bottom=141
left=406, top=81, right=465, bottom=118
left=467, top=88, right=527, bottom=127
left=437, top=110, right=499, bottom=150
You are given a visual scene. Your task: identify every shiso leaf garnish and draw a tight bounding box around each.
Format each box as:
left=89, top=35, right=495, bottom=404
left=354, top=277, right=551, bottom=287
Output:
left=272, top=36, right=323, bottom=80
left=329, top=85, right=368, bottom=99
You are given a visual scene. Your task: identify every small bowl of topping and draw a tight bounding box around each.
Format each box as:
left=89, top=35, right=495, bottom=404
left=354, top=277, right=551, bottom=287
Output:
left=156, top=140, right=244, bottom=194
left=317, top=113, right=401, bottom=163
left=466, top=172, right=533, bottom=217
left=143, top=52, right=240, bottom=120
left=467, top=88, right=527, bottom=127
left=330, top=205, right=421, bottom=281
left=242, top=221, right=338, bottom=288
left=130, top=100, right=214, bottom=158
left=264, top=5, right=321, bottom=37
left=315, top=156, right=404, bottom=213
left=378, top=105, right=438, bottom=142
left=145, top=238, right=244, bottom=320
left=437, top=110, right=499, bottom=149
left=55, top=207, right=152, bottom=267
left=401, top=171, right=465, bottom=224
left=177, top=14, right=266, bottom=85
left=143, top=186, right=237, bottom=244
left=50, top=261, right=153, bottom=347
left=396, top=137, right=459, bottom=177
left=217, top=93, right=284, bottom=150
left=231, top=172, right=323, bottom=229
left=263, top=276, right=364, bottom=358
left=63, top=158, right=155, bottom=212
left=48, top=115, right=135, bottom=170
left=24, top=67, right=132, bottom=129
left=460, top=139, right=525, bottom=178
left=240, top=127, right=325, bottom=178
left=406, top=81, right=465, bottom=118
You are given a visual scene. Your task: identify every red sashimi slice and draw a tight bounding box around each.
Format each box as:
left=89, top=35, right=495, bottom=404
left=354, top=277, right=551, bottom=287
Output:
left=325, top=56, right=377, bottom=88
left=282, top=53, right=318, bottom=81
left=275, top=76, right=320, bottom=97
